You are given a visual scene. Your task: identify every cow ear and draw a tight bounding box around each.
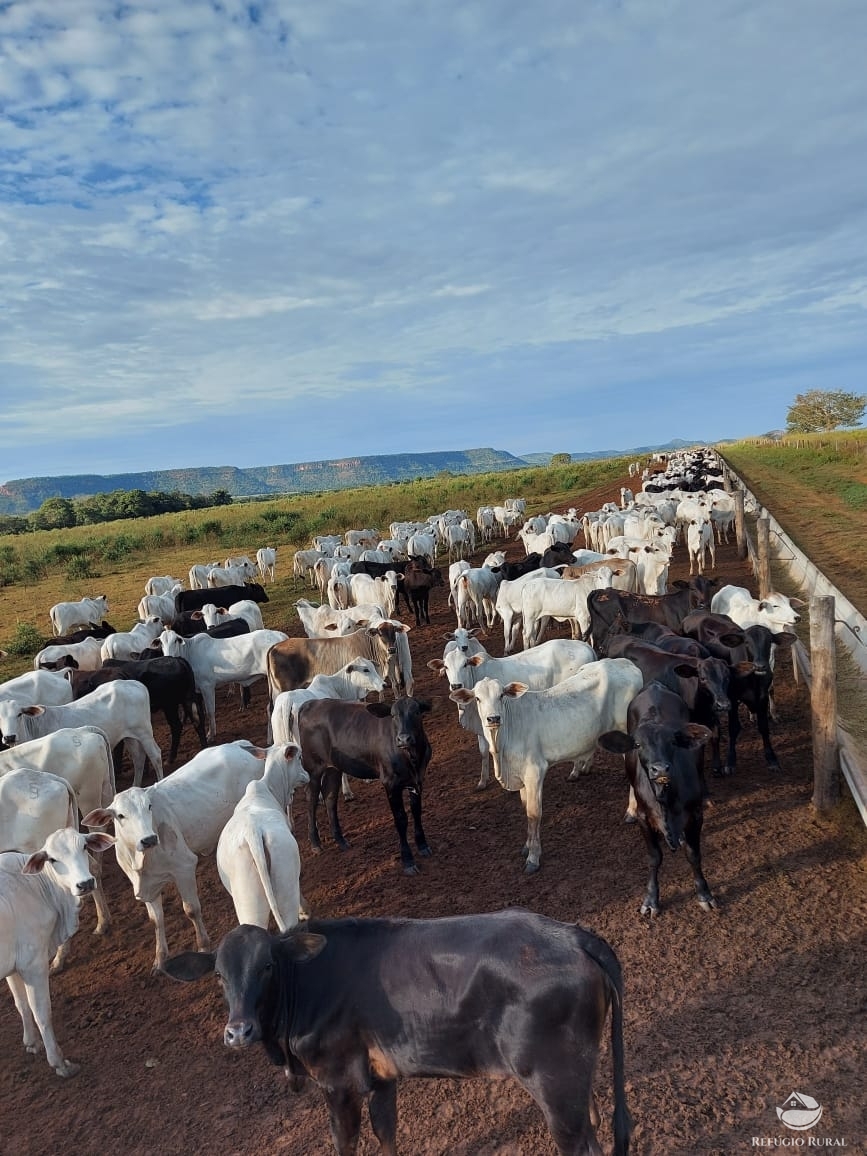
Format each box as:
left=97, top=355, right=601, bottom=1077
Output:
left=466, top=655, right=484, bottom=667
left=281, top=931, right=327, bottom=963
left=282, top=744, right=300, bottom=761
left=85, top=832, right=116, bottom=854
left=672, top=580, right=689, bottom=590
left=788, top=596, right=806, bottom=609
left=365, top=702, right=392, bottom=718
left=596, top=730, right=636, bottom=754
left=734, top=661, right=756, bottom=676
left=676, top=724, right=712, bottom=749
left=449, top=689, right=474, bottom=704
left=772, top=631, right=797, bottom=648
left=503, top=682, right=529, bottom=698
left=22, top=705, right=45, bottom=716
left=442, top=632, right=457, bottom=641
left=162, top=951, right=217, bottom=982
left=720, top=631, right=746, bottom=648
left=22, top=851, right=49, bottom=875
left=673, top=664, right=699, bottom=680
left=83, top=807, right=116, bottom=828
left=415, top=699, right=432, bottom=713
left=192, top=611, right=204, bottom=620
left=426, top=659, right=446, bottom=674
left=325, top=623, right=338, bottom=631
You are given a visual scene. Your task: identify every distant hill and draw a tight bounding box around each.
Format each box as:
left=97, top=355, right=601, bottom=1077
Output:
left=0, top=448, right=531, bottom=515
left=0, top=439, right=713, bottom=515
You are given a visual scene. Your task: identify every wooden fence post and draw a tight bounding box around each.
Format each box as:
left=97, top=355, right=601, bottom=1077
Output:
left=734, top=491, right=746, bottom=560
left=757, top=517, right=771, bottom=597
left=810, top=595, right=840, bottom=811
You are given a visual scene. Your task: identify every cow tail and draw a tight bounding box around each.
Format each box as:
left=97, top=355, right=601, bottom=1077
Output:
left=247, top=829, right=290, bottom=933
left=574, top=926, right=632, bottom=1156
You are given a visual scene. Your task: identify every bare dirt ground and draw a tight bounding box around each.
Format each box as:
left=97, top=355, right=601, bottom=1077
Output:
left=2, top=473, right=865, bottom=1156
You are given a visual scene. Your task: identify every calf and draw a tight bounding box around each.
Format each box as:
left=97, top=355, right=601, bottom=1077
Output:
left=49, top=595, right=109, bottom=637
left=267, top=622, right=413, bottom=702
left=598, top=682, right=714, bottom=916
left=102, top=655, right=207, bottom=765
left=1, top=827, right=114, bottom=1076
left=174, top=582, right=268, bottom=616
left=84, top=742, right=308, bottom=971
left=298, top=697, right=432, bottom=875
left=163, top=910, right=630, bottom=1156
left=216, top=750, right=309, bottom=932
left=402, top=563, right=444, bottom=626
left=586, top=577, right=717, bottom=655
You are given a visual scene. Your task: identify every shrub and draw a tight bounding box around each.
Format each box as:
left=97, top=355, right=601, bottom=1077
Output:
left=23, top=557, right=48, bottom=583
left=67, top=555, right=97, bottom=581
left=5, top=621, right=45, bottom=656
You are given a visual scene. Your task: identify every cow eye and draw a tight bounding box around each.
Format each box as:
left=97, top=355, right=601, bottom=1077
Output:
left=116, top=815, right=125, bottom=822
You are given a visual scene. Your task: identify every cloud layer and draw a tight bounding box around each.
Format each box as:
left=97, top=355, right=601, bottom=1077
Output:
left=2, top=0, right=866, bottom=480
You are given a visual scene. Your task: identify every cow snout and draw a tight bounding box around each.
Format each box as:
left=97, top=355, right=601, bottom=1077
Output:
left=76, top=878, right=96, bottom=894
left=224, top=1020, right=257, bottom=1048
left=649, top=764, right=671, bottom=786
left=396, top=733, right=413, bottom=749
left=485, top=715, right=501, bottom=727
left=449, top=683, right=462, bottom=691
left=139, top=835, right=159, bottom=850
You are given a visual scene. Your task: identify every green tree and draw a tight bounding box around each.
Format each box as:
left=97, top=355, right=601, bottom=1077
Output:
left=30, top=497, right=76, bottom=530
left=786, top=389, right=867, bottom=433
left=550, top=453, right=572, bottom=467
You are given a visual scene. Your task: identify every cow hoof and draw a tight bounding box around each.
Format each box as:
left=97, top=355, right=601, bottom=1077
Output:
left=55, top=1060, right=80, bottom=1078
left=699, top=897, right=718, bottom=911
left=474, top=781, right=489, bottom=792
left=309, top=845, right=322, bottom=856
left=403, top=863, right=420, bottom=876
left=623, top=811, right=637, bottom=824
left=417, top=845, right=432, bottom=857
left=93, top=925, right=111, bottom=937
left=336, top=841, right=350, bottom=852
left=639, top=902, right=660, bottom=917
left=523, top=860, right=540, bottom=875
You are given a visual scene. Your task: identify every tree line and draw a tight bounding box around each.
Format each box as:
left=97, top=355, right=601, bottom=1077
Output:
left=0, top=488, right=233, bottom=535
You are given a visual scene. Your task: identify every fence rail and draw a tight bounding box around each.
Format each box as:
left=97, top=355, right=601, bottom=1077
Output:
left=719, top=454, right=867, bottom=828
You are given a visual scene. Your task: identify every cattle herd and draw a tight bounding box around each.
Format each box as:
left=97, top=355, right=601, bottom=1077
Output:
left=1, top=449, right=812, bottom=1155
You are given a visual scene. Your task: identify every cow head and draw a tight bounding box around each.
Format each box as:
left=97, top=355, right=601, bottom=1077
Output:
left=23, top=828, right=115, bottom=898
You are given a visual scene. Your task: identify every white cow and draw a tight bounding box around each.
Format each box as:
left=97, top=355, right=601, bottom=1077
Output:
left=200, top=600, right=266, bottom=632
left=0, top=681, right=163, bottom=788
left=207, top=562, right=256, bottom=587
left=137, top=592, right=180, bottom=625
left=494, top=567, right=563, bottom=654
left=430, top=638, right=597, bottom=788
left=188, top=562, right=221, bottom=590
left=1, top=669, right=73, bottom=708
left=34, top=637, right=105, bottom=673
left=348, top=572, right=399, bottom=619
left=256, top=547, right=277, bottom=582
left=158, top=627, right=289, bottom=741
left=100, top=617, right=164, bottom=662
left=455, top=566, right=503, bottom=631
left=520, top=568, right=613, bottom=649
left=406, top=532, right=437, bottom=567
left=217, top=756, right=309, bottom=931
left=48, top=596, right=109, bottom=637
left=0, top=827, right=115, bottom=1076
left=270, top=659, right=387, bottom=745
left=83, top=742, right=307, bottom=970
left=449, top=659, right=644, bottom=872
left=144, top=575, right=183, bottom=597
left=710, top=584, right=804, bottom=633
left=605, top=540, right=671, bottom=596
left=294, top=600, right=385, bottom=639
left=686, top=517, right=716, bottom=575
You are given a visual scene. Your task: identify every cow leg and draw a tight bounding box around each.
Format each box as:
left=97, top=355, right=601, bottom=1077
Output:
left=189, top=692, right=209, bottom=749
left=476, top=735, right=491, bottom=790
left=638, top=823, right=663, bottom=916
left=163, top=703, right=183, bottom=765
left=341, top=773, right=356, bottom=802
left=17, top=968, right=79, bottom=1076
left=323, top=1085, right=363, bottom=1156
left=88, top=850, right=112, bottom=935
left=723, top=702, right=741, bottom=775
left=127, top=736, right=163, bottom=787
left=322, top=770, right=349, bottom=849
left=755, top=699, right=781, bottom=770
left=522, top=1070, right=601, bottom=1156
left=368, top=1078, right=398, bottom=1156
left=683, top=810, right=716, bottom=911
left=143, top=895, right=171, bottom=971
left=408, top=787, right=430, bottom=858
left=520, top=769, right=544, bottom=874
left=307, top=772, right=324, bottom=853
left=7, top=973, right=40, bottom=1054
left=174, top=863, right=211, bottom=955
left=384, top=785, right=417, bottom=874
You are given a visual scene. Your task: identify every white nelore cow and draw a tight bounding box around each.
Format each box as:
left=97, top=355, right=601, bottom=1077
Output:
left=256, top=547, right=277, bottom=582
left=686, top=517, right=715, bottom=576
left=137, top=592, right=180, bottom=625
left=710, top=584, right=804, bottom=633
left=0, top=827, right=115, bottom=1076
left=494, top=568, right=563, bottom=654
left=158, top=627, right=289, bottom=741
left=189, top=561, right=221, bottom=590
left=0, top=727, right=116, bottom=934
left=48, top=595, right=109, bottom=637
left=216, top=752, right=309, bottom=932
left=429, top=638, right=596, bottom=789
left=207, top=562, right=256, bottom=588
left=144, top=575, right=183, bottom=597
left=99, top=617, right=164, bottom=662
left=1, top=669, right=73, bottom=709
left=520, top=567, right=613, bottom=649
left=449, top=659, right=644, bottom=873
left=0, top=681, right=163, bottom=788
left=294, top=599, right=385, bottom=639
left=270, top=659, right=387, bottom=745
left=84, top=742, right=308, bottom=971
left=34, top=637, right=105, bottom=673
left=200, top=600, right=266, bottom=632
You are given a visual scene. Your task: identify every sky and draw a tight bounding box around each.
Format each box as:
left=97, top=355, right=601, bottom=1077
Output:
left=2, top=0, right=867, bottom=484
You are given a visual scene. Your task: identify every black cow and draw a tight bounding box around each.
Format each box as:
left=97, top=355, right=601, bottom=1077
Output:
left=174, top=583, right=268, bottom=616
left=491, top=551, right=541, bottom=581
left=402, top=564, right=444, bottom=626
left=102, top=655, right=207, bottom=764
left=606, top=635, right=732, bottom=776
left=298, top=696, right=432, bottom=875
left=47, top=621, right=117, bottom=646
left=599, top=682, right=714, bottom=916
left=586, top=576, right=717, bottom=655
left=162, top=909, right=631, bottom=1156
left=682, top=611, right=796, bottom=775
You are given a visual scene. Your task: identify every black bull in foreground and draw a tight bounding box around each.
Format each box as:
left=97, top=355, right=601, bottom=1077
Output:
left=164, top=910, right=631, bottom=1156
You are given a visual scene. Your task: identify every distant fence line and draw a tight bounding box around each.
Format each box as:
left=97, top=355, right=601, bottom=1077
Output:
left=719, top=454, right=867, bottom=829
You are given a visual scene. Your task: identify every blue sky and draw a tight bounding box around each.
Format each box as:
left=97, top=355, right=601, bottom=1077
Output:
left=2, top=0, right=866, bottom=483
